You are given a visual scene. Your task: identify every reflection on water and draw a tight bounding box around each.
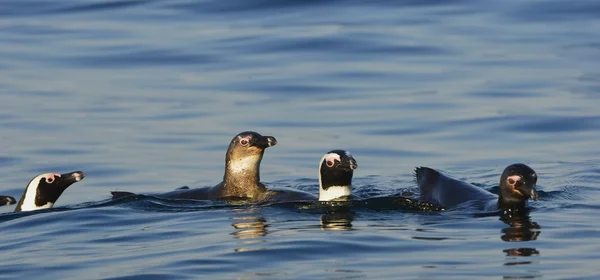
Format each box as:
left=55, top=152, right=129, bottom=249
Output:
left=231, top=215, right=268, bottom=239
left=500, top=213, right=541, bottom=242
left=231, top=209, right=268, bottom=253
left=320, top=210, right=354, bottom=231
left=500, top=213, right=542, bottom=279
left=502, top=247, right=542, bottom=279
left=503, top=248, right=540, bottom=259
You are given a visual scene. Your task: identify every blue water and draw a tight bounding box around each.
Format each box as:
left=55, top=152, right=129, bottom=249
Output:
left=1, top=0, right=600, bottom=279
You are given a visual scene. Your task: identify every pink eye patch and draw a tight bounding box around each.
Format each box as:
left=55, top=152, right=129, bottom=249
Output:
left=45, top=173, right=61, bottom=184
left=506, top=175, right=521, bottom=188
left=324, top=153, right=341, bottom=167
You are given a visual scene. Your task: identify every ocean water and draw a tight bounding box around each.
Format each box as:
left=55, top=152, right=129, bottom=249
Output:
left=1, top=0, right=599, bottom=279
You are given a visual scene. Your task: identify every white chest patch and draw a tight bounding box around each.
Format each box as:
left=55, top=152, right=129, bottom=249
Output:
left=319, top=185, right=352, bottom=201
left=228, top=155, right=260, bottom=174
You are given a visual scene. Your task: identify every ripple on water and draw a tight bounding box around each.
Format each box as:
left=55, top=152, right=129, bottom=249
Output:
left=1, top=0, right=600, bottom=279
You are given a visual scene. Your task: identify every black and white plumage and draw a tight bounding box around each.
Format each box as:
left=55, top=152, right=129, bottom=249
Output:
left=14, top=171, right=86, bottom=212
left=416, top=163, right=538, bottom=211
left=266, top=149, right=358, bottom=202
left=317, top=150, right=357, bottom=201
left=0, top=195, right=16, bottom=206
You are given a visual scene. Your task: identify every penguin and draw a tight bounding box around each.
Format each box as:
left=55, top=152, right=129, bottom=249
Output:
left=263, top=149, right=358, bottom=202
left=112, top=131, right=280, bottom=202
left=0, top=195, right=16, bottom=206
left=316, top=149, right=357, bottom=201
left=415, top=163, right=538, bottom=211
left=14, top=171, right=86, bottom=212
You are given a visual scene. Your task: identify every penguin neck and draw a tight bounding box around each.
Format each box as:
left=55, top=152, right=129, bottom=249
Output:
left=497, top=185, right=527, bottom=210
left=222, top=154, right=266, bottom=198
left=318, top=168, right=353, bottom=201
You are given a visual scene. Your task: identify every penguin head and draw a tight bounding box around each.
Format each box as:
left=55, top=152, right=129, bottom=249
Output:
left=15, top=171, right=85, bottom=212
left=499, top=164, right=538, bottom=204
left=225, top=131, right=277, bottom=174
left=318, top=150, right=357, bottom=201
left=0, top=195, right=16, bottom=206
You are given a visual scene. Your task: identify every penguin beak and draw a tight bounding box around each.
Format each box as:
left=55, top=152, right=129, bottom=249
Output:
left=337, top=156, right=358, bottom=171
left=253, top=136, right=277, bottom=149
left=519, top=183, right=538, bottom=201
left=59, top=171, right=86, bottom=184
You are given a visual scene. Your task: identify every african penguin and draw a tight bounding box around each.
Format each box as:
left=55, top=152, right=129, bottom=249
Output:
left=416, top=163, right=538, bottom=211
left=15, top=171, right=86, bottom=212
left=317, top=150, right=357, bottom=201
left=112, top=131, right=278, bottom=202
left=258, top=149, right=358, bottom=202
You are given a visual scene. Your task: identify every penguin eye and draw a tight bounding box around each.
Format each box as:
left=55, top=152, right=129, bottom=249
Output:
left=46, top=177, right=54, bottom=184
left=326, top=160, right=335, bottom=167
left=239, top=138, right=249, bottom=147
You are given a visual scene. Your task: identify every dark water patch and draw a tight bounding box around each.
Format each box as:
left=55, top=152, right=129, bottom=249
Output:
left=4, top=89, right=70, bottom=97
left=106, top=273, right=185, bottom=280
left=363, top=126, right=436, bottom=136
left=466, top=90, right=544, bottom=98
left=167, top=0, right=338, bottom=14
left=107, top=194, right=235, bottom=212
left=363, top=0, right=475, bottom=8
left=440, top=114, right=600, bottom=135
left=162, top=258, right=237, bottom=274
left=572, top=73, right=600, bottom=99
left=0, top=1, right=62, bottom=17
left=139, top=136, right=198, bottom=145
left=21, top=165, right=134, bottom=180
left=0, top=156, right=23, bottom=166
left=58, top=49, right=223, bottom=68
left=443, top=114, right=526, bottom=127
left=251, top=37, right=451, bottom=56
left=29, top=148, right=92, bottom=156
left=238, top=84, right=343, bottom=96
left=510, top=0, right=600, bottom=22
left=55, top=0, right=154, bottom=14
left=144, top=111, right=212, bottom=121
left=254, top=119, right=381, bottom=128
left=1, top=24, right=80, bottom=36
left=1, top=120, right=69, bottom=131
left=350, top=147, right=437, bottom=158
left=508, top=115, right=600, bottom=133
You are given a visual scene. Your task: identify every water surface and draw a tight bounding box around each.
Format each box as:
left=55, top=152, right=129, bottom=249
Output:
left=1, top=0, right=600, bottom=279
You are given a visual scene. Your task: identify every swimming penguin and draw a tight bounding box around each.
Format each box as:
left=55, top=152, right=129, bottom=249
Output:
left=112, top=131, right=280, bottom=202
left=0, top=195, right=16, bottom=206
left=14, top=171, right=86, bottom=212
left=316, top=149, right=357, bottom=201
left=264, top=149, right=358, bottom=202
left=415, top=163, right=538, bottom=211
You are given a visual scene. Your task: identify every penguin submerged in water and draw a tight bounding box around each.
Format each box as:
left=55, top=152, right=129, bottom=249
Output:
left=0, top=195, right=16, bottom=206
left=14, top=171, right=86, bottom=212
left=267, top=149, right=359, bottom=202
left=415, top=163, right=538, bottom=212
